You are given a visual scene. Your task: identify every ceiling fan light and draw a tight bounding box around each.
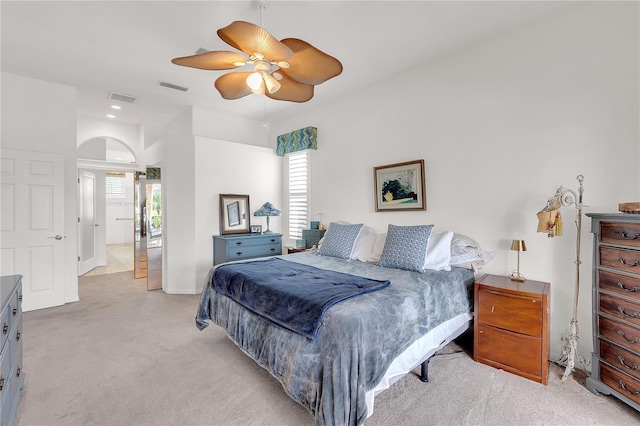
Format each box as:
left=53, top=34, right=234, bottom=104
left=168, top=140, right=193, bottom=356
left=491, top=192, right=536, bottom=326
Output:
left=264, top=74, right=281, bottom=94
left=251, top=84, right=265, bottom=96
left=277, top=61, right=290, bottom=69
left=272, top=72, right=283, bottom=81
left=246, top=72, right=263, bottom=91
left=231, top=60, right=247, bottom=67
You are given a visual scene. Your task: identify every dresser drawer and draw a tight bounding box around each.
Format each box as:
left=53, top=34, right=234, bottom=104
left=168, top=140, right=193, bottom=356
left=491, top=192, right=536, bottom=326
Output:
left=601, top=221, right=640, bottom=248
left=600, top=246, right=640, bottom=274
left=9, top=350, right=23, bottom=400
left=599, top=270, right=640, bottom=302
left=601, top=362, right=640, bottom=406
left=600, top=293, right=640, bottom=328
left=477, top=289, right=543, bottom=337
left=599, top=315, right=640, bottom=352
left=600, top=339, right=640, bottom=381
left=226, top=244, right=281, bottom=261
left=10, top=316, right=22, bottom=366
left=225, top=235, right=281, bottom=249
left=477, top=324, right=542, bottom=377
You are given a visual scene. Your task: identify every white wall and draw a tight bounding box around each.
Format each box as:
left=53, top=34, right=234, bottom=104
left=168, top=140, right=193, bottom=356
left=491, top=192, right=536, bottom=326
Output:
left=77, top=116, right=143, bottom=165
left=270, top=2, right=639, bottom=363
left=1, top=72, right=79, bottom=303
left=194, top=138, right=281, bottom=292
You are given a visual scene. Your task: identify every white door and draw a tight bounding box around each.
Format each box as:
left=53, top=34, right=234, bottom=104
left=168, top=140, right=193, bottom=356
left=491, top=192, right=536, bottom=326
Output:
left=0, top=149, right=65, bottom=311
left=78, top=170, right=97, bottom=275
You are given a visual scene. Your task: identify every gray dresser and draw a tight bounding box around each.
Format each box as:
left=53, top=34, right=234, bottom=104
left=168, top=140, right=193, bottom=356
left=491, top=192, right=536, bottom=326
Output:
left=586, top=213, right=640, bottom=412
left=213, top=233, right=282, bottom=265
left=0, top=275, right=24, bottom=426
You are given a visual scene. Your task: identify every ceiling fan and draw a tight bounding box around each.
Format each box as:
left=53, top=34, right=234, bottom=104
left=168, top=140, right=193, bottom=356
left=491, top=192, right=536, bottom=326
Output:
left=171, top=20, right=343, bottom=103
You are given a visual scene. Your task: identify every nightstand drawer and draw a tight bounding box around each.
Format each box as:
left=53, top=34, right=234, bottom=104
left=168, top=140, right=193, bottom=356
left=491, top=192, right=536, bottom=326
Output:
left=600, top=293, right=640, bottom=328
left=601, top=247, right=640, bottom=274
left=477, top=324, right=542, bottom=377
left=601, top=221, right=640, bottom=248
left=601, top=363, right=640, bottom=406
left=477, top=289, right=543, bottom=337
left=599, top=339, right=640, bottom=381
left=599, top=315, right=640, bottom=352
left=599, top=270, right=640, bottom=302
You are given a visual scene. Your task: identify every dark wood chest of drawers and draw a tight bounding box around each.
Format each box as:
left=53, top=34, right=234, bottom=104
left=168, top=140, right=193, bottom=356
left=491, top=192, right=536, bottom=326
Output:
left=586, top=213, right=640, bottom=411
left=473, top=274, right=550, bottom=384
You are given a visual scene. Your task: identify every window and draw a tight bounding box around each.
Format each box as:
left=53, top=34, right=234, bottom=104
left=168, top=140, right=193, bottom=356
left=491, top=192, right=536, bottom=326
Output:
left=106, top=171, right=125, bottom=198
left=287, top=150, right=309, bottom=241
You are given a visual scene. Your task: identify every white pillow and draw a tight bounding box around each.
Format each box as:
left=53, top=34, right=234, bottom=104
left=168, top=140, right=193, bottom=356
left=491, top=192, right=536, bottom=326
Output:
left=366, top=233, right=387, bottom=263
left=423, top=231, right=453, bottom=271
left=449, top=233, right=495, bottom=271
left=351, top=225, right=377, bottom=262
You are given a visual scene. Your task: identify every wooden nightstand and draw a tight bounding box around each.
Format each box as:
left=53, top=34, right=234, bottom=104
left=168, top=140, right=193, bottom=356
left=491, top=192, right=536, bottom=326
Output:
left=474, top=273, right=550, bottom=384
left=287, top=247, right=310, bottom=254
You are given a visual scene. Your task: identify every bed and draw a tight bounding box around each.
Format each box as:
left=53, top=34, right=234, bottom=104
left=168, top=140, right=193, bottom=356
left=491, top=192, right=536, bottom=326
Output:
left=196, top=223, right=490, bottom=425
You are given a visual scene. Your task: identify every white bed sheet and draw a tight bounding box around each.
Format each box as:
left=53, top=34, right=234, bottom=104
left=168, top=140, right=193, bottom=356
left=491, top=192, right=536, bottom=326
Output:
left=365, top=312, right=473, bottom=417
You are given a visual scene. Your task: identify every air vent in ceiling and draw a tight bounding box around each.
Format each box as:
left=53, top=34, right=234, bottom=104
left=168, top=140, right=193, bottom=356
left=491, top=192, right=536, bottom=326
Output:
left=158, top=81, right=189, bottom=92
left=109, top=92, right=137, bottom=104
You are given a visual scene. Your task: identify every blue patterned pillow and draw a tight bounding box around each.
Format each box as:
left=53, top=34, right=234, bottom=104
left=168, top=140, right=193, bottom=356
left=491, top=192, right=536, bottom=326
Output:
left=378, top=224, right=434, bottom=272
left=318, top=222, right=364, bottom=259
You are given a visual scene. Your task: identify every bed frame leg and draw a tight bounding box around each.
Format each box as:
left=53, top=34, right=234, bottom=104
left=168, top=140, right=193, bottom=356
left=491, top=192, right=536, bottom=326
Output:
left=420, top=358, right=430, bottom=382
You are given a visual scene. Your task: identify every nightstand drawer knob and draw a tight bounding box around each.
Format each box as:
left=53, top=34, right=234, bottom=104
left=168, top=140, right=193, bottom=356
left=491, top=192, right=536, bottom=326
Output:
left=236, top=241, right=243, bottom=246
left=620, top=231, right=640, bottom=240
left=236, top=251, right=243, bottom=256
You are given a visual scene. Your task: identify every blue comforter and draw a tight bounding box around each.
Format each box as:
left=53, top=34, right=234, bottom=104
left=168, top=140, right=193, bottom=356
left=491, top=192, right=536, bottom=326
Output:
left=213, top=258, right=390, bottom=341
left=196, top=252, right=474, bottom=426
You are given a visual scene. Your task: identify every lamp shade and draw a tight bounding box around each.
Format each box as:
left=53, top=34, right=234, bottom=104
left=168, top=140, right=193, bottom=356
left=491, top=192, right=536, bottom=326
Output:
left=253, top=202, right=281, bottom=217
left=510, top=240, right=527, bottom=252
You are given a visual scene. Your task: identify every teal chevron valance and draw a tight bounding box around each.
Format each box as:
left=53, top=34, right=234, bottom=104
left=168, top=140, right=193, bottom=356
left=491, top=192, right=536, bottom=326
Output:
left=276, top=126, right=317, bottom=156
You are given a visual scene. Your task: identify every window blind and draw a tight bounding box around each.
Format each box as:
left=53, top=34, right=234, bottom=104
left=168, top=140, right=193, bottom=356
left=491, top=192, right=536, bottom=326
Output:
left=288, top=151, right=309, bottom=240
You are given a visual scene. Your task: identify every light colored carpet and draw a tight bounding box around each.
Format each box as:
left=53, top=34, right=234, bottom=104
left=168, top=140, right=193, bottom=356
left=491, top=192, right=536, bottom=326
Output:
left=82, top=243, right=133, bottom=276
left=15, top=272, right=640, bottom=425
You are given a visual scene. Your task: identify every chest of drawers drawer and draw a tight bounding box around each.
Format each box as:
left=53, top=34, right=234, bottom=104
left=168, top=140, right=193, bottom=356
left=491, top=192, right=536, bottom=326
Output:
left=600, top=246, right=640, bottom=274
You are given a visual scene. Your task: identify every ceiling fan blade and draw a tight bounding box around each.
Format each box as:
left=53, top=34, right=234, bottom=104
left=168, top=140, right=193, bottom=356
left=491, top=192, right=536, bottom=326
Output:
left=214, top=72, right=253, bottom=100
left=279, top=38, right=343, bottom=85
left=266, top=72, right=314, bottom=103
left=171, top=51, right=247, bottom=70
left=218, top=21, right=293, bottom=61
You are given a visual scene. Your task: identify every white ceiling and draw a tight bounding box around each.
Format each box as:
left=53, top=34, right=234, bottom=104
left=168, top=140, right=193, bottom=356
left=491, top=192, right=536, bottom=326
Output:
left=1, top=1, right=569, bottom=142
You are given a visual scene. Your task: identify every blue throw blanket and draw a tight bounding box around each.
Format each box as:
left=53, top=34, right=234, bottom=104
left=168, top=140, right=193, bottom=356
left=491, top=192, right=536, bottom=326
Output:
left=213, top=257, right=390, bottom=340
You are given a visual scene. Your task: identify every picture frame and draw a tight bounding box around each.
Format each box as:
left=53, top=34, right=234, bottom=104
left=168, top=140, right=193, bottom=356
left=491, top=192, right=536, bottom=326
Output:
left=373, top=159, right=426, bottom=212
left=219, top=194, right=251, bottom=234
left=250, top=224, right=262, bottom=234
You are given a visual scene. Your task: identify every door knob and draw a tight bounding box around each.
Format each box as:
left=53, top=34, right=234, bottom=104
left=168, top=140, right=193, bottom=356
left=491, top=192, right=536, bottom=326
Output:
left=47, top=235, right=63, bottom=240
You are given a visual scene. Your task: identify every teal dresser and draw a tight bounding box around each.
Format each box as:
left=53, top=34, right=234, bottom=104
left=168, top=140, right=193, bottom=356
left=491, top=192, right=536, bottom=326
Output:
left=0, top=275, right=23, bottom=426
left=213, top=233, right=282, bottom=265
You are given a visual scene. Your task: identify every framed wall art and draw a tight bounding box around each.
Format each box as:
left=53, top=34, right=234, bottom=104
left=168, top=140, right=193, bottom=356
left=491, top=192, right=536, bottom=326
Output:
left=219, top=194, right=251, bottom=234
left=373, top=159, right=426, bottom=212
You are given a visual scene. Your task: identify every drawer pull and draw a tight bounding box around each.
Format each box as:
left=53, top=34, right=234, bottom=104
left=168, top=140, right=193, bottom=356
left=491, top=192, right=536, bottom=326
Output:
left=0, top=377, right=4, bottom=391
left=619, top=258, right=640, bottom=267
left=620, top=231, right=640, bottom=240
left=16, top=331, right=20, bottom=341
left=236, top=252, right=243, bottom=256
left=12, top=307, right=16, bottom=316
left=270, top=239, right=276, bottom=242
left=618, top=330, right=640, bottom=344
left=618, top=355, right=640, bottom=370
left=235, top=241, right=243, bottom=246
left=618, top=281, right=640, bottom=292
left=618, top=379, right=640, bottom=396
left=2, top=324, right=7, bottom=335
left=16, top=367, right=20, bottom=378
left=270, top=248, right=276, bottom=252
left=618, top=306, right=640, bottom=319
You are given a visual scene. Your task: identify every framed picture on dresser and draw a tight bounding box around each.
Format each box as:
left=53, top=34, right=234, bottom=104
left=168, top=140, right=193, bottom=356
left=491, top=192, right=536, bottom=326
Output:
left=250, top=225, right=262, bottom=234
left=219, top=194, right=251, bottom=234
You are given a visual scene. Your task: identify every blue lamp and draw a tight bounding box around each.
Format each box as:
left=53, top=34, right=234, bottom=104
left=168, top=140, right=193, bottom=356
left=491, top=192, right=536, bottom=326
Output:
left=253, top=202, right=281, bottom=234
